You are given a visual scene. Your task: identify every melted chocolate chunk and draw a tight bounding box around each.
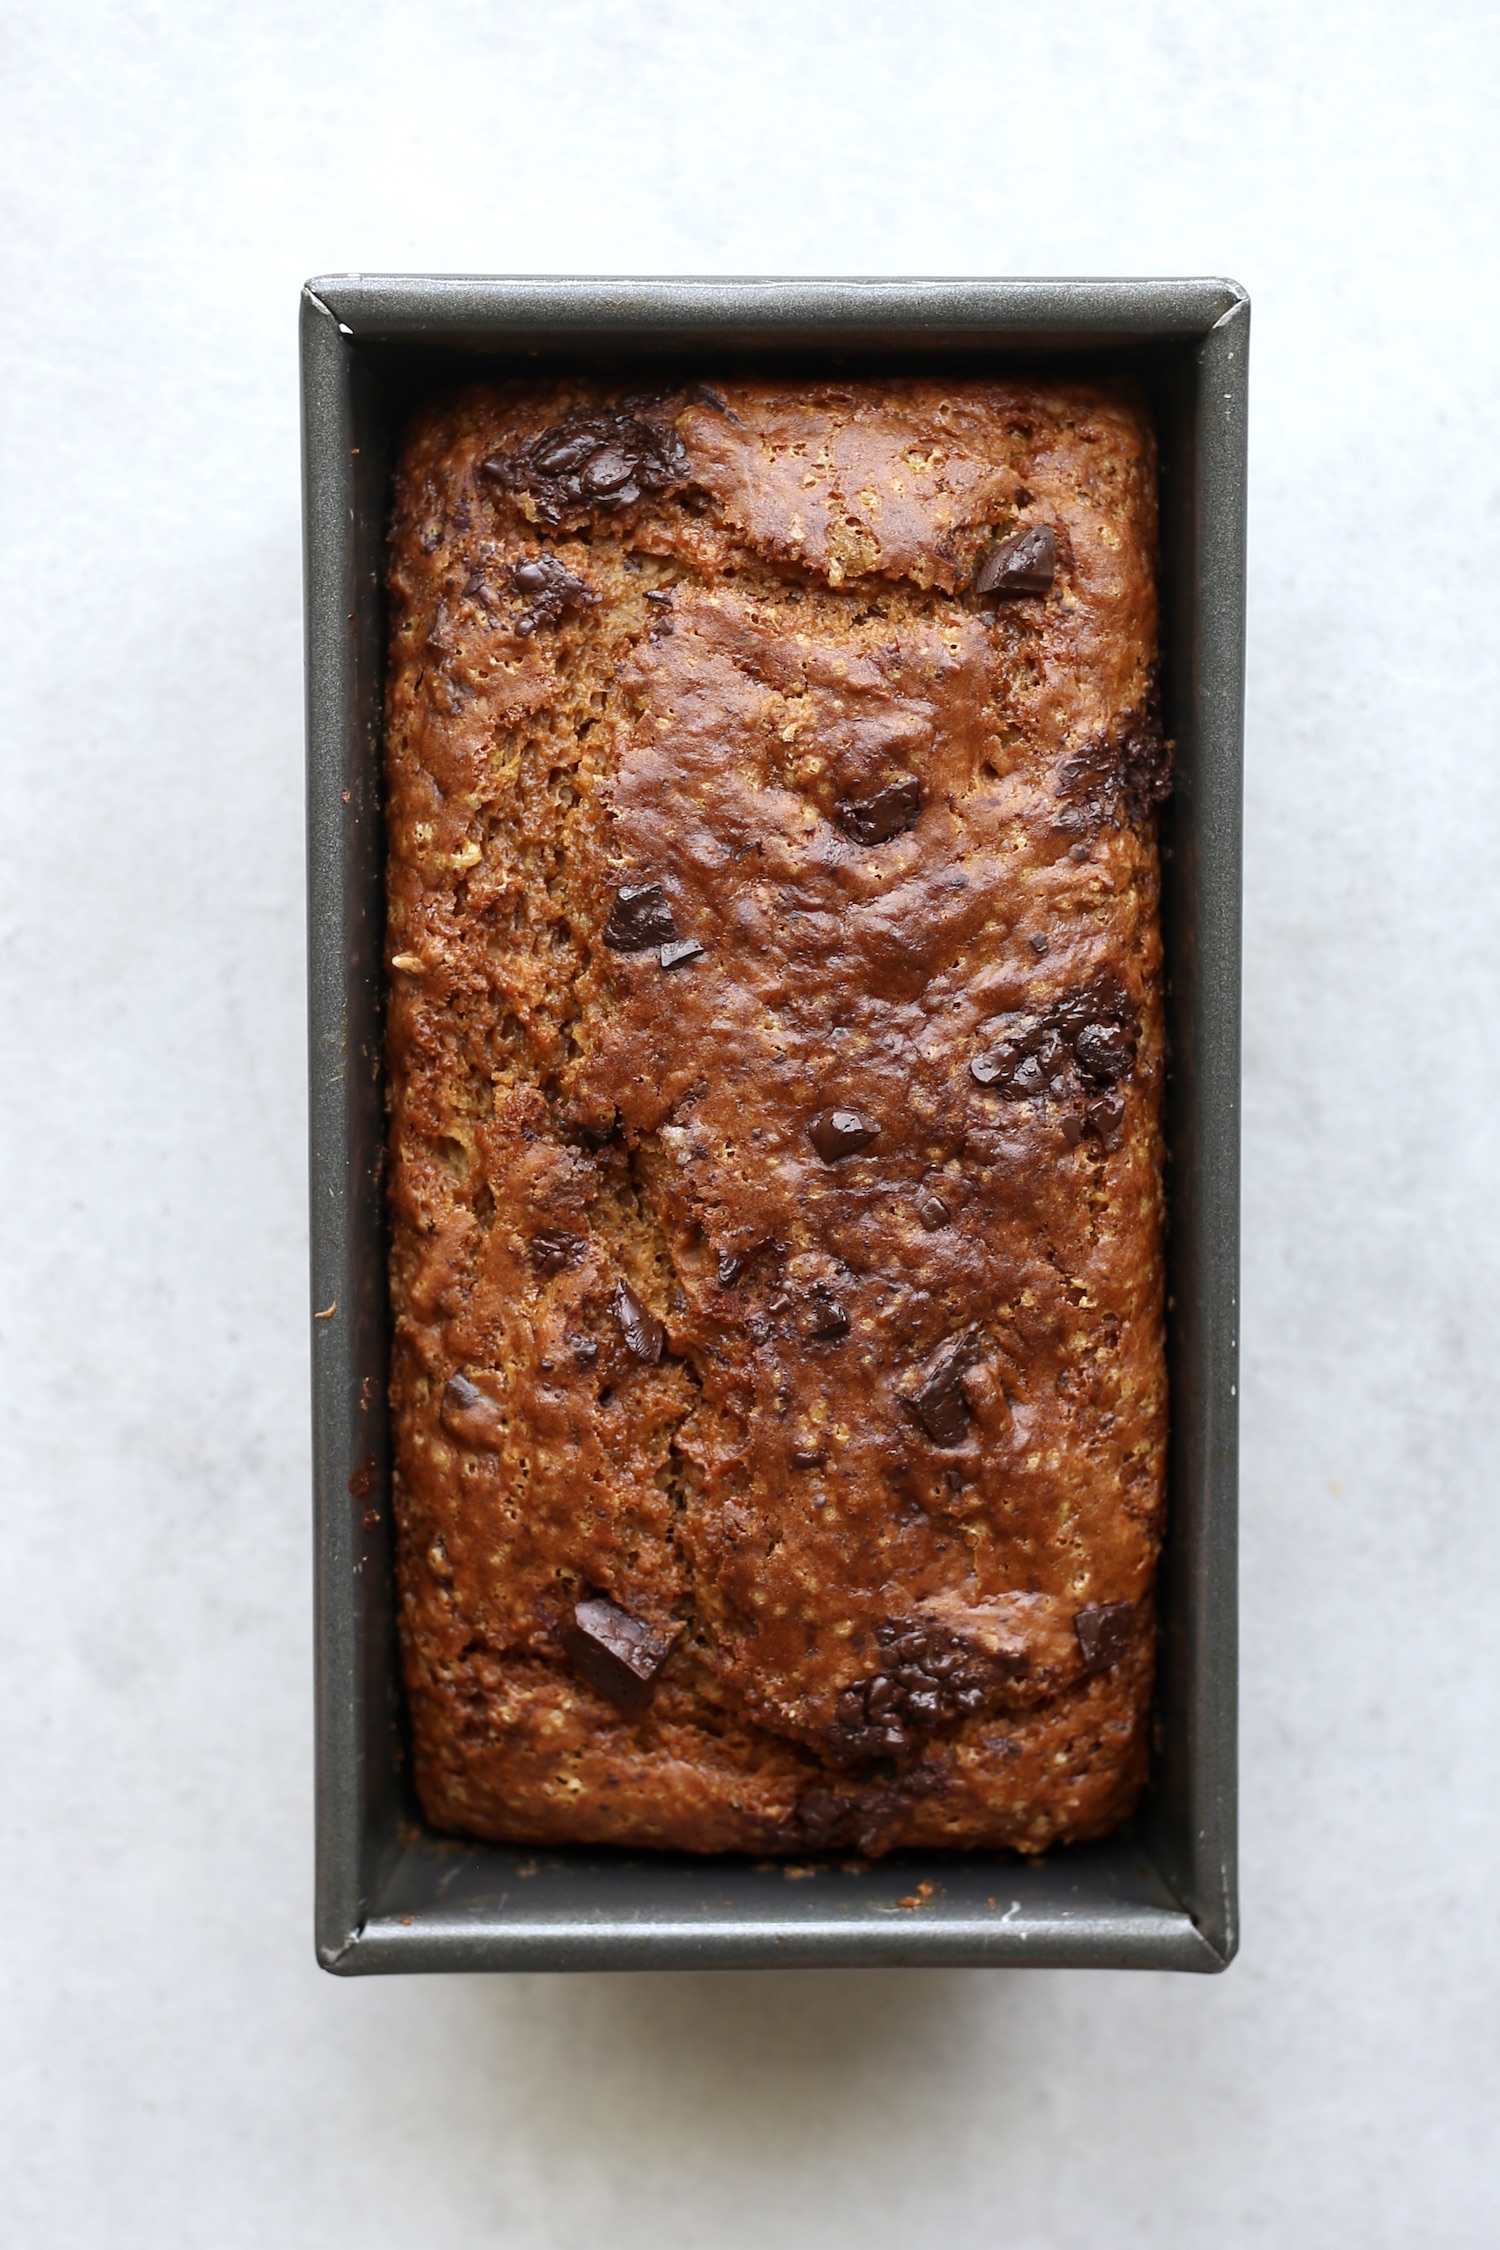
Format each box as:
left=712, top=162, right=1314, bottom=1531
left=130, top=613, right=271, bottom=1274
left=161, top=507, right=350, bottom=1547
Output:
left=483, top=408, right=689, bottom=528
left=790, top=1444, right=827, bottom=1470
left=1074, top=1020, right=1132, bottom=1084
left=804, top=1290, right=850, bottom=1342
left=1086, top=1090, right=1126, bottom=1150
left=613, top=1281, right=666, bottom=1364
left=604, top=882, right=678, bottom=951
left=567, top=1332, right=600, bottom=1369
left=1075, top=1600, right=1136, bottom=1674
left=809, top=1110, right=881, bottom=1163
left=716, top=1250, right=745, bottom=1286
left=1060, top=697, right=1172, bottom=827
left=689, top=381, right=742, bottom=422
left=564, top=1595, right=680, bottom=1714
left=530, top=1229, right=587, bottom=1274
left=975, top=523, right=1057, bottom=598
left=970, top=976, right=1140, bottom=1123
left=440, top=1372, right=505, bottom=1449
left=833, top=776, right=922, bottom=846
left=658, top=937, right=704, bottom=971
left=827, top=1619, right=991, bottom=1766
left=917, top=1194, right=951, bottom=1231
left=509, top=551, right=597, bottom=636
left=795, top=1787, right=850, bottom=1847
left=905, top=1332, right=978, bottom=1448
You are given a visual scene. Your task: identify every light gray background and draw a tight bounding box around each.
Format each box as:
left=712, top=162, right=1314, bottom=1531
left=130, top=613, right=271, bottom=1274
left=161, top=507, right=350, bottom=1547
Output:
left=3, top=2, right=1497, bottom=2243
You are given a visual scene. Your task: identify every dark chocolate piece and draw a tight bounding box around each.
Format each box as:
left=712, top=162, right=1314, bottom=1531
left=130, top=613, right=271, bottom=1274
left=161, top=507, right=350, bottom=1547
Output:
left=689, top=381, right=742, bottom=422
left=614, top=1281, right=666, bottom=1364
left=484, top=407, right=688, bottom=527
left=970, top=977, right=1140, bottom=1103
left=1074, top=1600, right=1136, bottom=1674
left=564, top=1595, right=680, bottom=1714
left=809, top=1109, right=881, bottom=1163
left=917, top=1194, right=951, bottom=1231
left=1059, top=697, right=1172, bottom=829
left=530, top=1229, right=587, bottom=1274
left=604, top=882, right=678, bottom=951
left=827, top=1619, right=991, bottom=1765
left=1074, top=1020, right=1133, bottom=1086
left=975, top=523, right=1056, bottom=599
left=658, top=937, right=704, bottom=971
left=906, top=1332, right=977, bottom=1448
left=716, top=1250, right=745, bottom=1286
left=509, top=551, right=597, bottom=635
left=805, top=1290, right=850, bottom=1342
left=567, top=1333, right=600, bottom=1369
left=440, top=1372, right=505, bottom=1449
left=1086, top=1090, right=1126, bottom=1150
left=833, top=776, right=922, bottom=846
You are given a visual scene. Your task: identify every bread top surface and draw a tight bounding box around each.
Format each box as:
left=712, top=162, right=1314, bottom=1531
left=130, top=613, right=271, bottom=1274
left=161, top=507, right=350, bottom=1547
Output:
left=385, top=376, right=1166, bottom=1813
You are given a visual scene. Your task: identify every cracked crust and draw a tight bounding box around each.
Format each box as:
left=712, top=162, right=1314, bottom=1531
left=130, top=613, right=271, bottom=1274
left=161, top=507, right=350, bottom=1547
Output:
left=385, top=376, right=1167, bottom=1857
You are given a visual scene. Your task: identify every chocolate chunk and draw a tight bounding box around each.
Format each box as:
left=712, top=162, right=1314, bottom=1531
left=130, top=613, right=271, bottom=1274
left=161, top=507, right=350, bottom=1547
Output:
left=975, top=523, right=1057, bottom=598
left=530, top=1229, right=587, bottom=1274
left=1060, top=698, right=1172, bottom=829
left=833, top=776, right=922, bottom=846
left=826, top=1617, right=993, bottom=1765
left=805, top=1290, right=850, bottom=1342
left=658, top=937, right=704, bottom=971
left=795, top=1787, right=848, bottom=1846
left=484, top=407, right=688, bottom=527
left=564, top=1595, right=680, bottom=1714
left=716, top=1250, right=745, bottom=1286
left=1028, top=932, right=1049, bottom=957
left=567, top=1332, right=600, bottom=1368
left=906, top=1333, right=977, bottom=1448
left=604, top=881, right=678, bottom=951
left=1086, top=1090, right=1126, bottom=1149
left=1075, top=1600, right=1136, bottom=1674
left=613, top=1281, right=666, bottom=1364
left=440, top=1372, right=505, bottom=1449
left=917, top=1194, right=951, bottom=1231
left=809, top=1110, right=881, bottom=1163
left=790, top=1445, right=827, bottom=1470
left=509, top=550, right=597, bottom=635
left=644, top=587, right=676, bottom=606
left=689, top=381, right=742, bottom=422
left=1074, top=1020, right=1133, bottom=1086
left=970, top=977, right=1139, bottom=1104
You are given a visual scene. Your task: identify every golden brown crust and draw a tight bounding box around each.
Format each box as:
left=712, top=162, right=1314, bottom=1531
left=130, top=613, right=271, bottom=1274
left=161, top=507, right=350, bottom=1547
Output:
left=385, top=376, right=1167, bottom=1857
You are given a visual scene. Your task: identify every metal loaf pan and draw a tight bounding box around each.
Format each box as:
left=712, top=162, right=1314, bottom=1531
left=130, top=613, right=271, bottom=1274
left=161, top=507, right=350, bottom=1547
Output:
left=303, top=275, right=1246, bottom=1974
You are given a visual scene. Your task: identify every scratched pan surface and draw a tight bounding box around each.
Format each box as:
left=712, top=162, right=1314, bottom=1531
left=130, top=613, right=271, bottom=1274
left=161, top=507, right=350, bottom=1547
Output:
left=302, top=275, right=1245, bottom=1973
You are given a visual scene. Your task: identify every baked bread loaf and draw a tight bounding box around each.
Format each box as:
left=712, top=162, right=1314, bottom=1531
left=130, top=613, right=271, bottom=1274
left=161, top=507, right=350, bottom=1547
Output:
left=384, top=375, right=1168, bottom=1858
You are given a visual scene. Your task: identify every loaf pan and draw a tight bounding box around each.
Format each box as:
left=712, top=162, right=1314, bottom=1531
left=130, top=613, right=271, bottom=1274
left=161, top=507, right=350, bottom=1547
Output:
left=303, top=275, right=1245, bottom=1973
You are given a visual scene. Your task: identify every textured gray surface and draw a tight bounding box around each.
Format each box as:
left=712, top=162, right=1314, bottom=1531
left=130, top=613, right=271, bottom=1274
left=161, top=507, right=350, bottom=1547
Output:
left=1, top=2, right=1496, bottom=2244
